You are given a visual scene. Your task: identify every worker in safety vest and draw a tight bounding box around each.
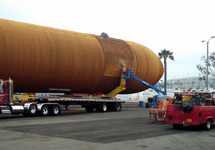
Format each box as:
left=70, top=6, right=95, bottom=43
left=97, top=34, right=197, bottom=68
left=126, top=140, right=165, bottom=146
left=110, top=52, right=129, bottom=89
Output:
left=122, top=67, right=127, bottom=76
left=182, top=96, right=189, bottom=102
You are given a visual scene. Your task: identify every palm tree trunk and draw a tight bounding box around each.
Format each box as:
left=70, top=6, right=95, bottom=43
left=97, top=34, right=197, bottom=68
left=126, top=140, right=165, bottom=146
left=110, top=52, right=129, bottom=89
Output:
left=164, top=57, right=167, bottom=93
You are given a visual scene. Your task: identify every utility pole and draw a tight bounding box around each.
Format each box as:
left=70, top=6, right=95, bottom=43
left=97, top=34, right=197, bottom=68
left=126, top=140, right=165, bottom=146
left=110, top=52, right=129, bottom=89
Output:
left=202, top=36, right=215, bottom=91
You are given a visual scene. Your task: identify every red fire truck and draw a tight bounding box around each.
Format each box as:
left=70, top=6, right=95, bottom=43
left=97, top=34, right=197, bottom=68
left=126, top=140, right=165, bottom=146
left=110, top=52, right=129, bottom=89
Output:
left=165, top=92, right=215, bottom=130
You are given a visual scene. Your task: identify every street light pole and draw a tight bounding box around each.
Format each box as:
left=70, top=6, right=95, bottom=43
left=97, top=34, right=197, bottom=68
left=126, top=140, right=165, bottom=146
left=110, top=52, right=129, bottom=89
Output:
left=202, top=36, right=215, bottom=91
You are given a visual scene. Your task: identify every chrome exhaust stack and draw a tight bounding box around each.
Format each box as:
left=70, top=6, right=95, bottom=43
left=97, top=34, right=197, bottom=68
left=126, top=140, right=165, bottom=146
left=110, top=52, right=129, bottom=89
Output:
left=9, top=76, right=13, bottom=105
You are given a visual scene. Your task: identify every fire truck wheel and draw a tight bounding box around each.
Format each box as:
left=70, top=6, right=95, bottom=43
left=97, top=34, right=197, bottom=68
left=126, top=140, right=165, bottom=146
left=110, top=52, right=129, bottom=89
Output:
left=85, top=106, right=95, bottom=112
left=51, top=105, right=61, bottom=116
left=41, top=105, right=49, bottom=116
left=203, top=119, right=211, bottom=130
left=173, top=124, right=183, bottom=129
left=145, top=103, right=149, bottom=108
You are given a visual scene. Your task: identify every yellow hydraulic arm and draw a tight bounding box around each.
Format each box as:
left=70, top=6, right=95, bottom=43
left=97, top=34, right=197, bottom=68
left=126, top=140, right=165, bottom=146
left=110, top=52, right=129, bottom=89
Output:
left=103, top=62, right=127, bottom=98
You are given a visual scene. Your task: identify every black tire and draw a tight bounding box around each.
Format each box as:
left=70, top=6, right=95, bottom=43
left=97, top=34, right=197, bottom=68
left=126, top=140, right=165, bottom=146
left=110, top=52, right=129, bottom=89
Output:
left=29, top=104, right=38, bottom=116
left=50, top=105, right=61, bottom=116
left=85, top=106, right=94, bottom=112
left=203, top=119, right=211, bottom=130
left=173, top=124, right=183, bottom=129
left=113, top=103, right=121, bottom=111
left=145, top=103, right=149, bottom=108
left=97, top=103, right=107, bottom=112
left=22, top=104, right=37, bottom=117
left=41, top=105, right=49, bottom=116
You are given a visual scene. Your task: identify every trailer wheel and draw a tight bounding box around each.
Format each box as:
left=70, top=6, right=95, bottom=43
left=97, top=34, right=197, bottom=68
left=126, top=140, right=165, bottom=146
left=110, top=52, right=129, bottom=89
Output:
left=85, top=106, right=94, bottom=112
left=173, top=124, right=183, bottom=129
left=41, top=105, right=49, bottom=116
left=113, top=103, right=121, bottom=111
left=203, top=119, right=211, bottom=130
left=145, top=103, right=149, bottom=108
left=51, top=105, right=61, bottom=116
left=97, top=103, right=107, bottom=112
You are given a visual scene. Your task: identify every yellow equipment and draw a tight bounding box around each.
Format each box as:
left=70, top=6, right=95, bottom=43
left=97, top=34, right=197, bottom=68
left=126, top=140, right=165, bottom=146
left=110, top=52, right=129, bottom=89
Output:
left=103, top=62, right=126, bottom=98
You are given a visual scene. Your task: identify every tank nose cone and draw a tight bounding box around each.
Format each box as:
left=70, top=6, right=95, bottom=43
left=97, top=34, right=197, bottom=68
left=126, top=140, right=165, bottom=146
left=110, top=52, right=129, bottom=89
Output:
left=124, top=41, right=164, bottom=93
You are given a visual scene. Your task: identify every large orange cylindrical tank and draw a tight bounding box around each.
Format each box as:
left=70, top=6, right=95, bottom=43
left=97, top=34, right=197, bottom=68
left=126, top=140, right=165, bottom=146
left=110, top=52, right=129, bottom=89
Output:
left=0, top=18, right=163, bottom=94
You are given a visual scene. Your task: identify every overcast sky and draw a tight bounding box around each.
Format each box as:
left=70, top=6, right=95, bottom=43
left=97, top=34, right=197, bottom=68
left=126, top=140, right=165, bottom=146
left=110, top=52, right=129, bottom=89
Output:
left=1, top=0, right=215, bottom=81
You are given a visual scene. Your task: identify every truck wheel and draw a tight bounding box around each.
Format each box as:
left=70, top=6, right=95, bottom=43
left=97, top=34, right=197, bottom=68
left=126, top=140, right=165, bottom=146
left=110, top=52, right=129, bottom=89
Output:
left=173, top=124, right=183, bottom=129
left=145, top=103, right=149, bottom=108
left=97, top=103, right=107, bottom=112
left=51, top=105, right=61, bottom=116
left=203, top=119, right=211, bottom=130
left=41, top=105, right=49, bottom=116
left=113, top=103, right=121, bottom=111
left=85, top=106, right=94, bottom=112
left=28, top=104, right=37, bottom=117
left=22, top=104, right=37, bottom=117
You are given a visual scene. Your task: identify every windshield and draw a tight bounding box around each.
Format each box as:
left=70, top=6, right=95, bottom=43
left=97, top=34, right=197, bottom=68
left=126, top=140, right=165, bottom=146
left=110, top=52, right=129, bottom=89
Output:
left=0, top=80, right=3, bottom=93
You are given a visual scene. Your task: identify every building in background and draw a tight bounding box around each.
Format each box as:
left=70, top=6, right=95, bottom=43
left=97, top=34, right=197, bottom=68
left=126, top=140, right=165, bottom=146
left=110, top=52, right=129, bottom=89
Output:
left=158, top=76, right=215, bottom=90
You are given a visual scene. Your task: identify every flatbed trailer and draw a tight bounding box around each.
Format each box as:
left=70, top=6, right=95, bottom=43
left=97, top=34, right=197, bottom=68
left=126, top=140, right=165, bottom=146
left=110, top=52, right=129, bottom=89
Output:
left=0, top=77, right=125, bottom=117
left=48, top=97, right=124, bottom=112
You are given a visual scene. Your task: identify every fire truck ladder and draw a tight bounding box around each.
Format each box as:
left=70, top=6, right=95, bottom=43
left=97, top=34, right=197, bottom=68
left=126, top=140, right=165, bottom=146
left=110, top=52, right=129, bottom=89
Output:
left=123, top=68, right=166, bottom=95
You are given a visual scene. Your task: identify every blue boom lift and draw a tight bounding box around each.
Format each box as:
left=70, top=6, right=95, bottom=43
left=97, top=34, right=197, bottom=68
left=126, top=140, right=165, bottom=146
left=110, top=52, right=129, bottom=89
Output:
left=123, top=68, right=166, bottom=95
left=102, top=61, right=166, bottom=109
left=122, top=68, right=167, bottom=108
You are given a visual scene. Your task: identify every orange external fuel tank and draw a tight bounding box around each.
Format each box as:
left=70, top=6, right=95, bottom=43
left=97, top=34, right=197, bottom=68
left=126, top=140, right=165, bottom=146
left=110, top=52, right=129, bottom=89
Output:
left=0, top=18, right=163, bottom=94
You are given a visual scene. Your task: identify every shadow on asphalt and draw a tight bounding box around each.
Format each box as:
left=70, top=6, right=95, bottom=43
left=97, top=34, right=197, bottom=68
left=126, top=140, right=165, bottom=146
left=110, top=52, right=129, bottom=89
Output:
left=0, top=110, right=88, bottom=120
left=0, top=109, right=128, bottom=120
left=166, top=124, right=215, bottom=132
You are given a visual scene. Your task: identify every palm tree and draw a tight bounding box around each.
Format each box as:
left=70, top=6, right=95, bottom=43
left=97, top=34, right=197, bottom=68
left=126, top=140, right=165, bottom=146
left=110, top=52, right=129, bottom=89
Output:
left=158, top=49, right=174, bottom=93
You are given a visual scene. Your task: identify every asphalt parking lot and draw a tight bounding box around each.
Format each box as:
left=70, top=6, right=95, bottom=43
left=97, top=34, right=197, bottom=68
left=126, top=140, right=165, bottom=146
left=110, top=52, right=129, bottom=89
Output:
left=0, top=103, right=215, bottom=150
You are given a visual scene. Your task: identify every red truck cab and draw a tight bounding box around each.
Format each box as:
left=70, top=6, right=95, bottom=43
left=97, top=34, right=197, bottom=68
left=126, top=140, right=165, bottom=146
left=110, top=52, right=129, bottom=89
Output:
left=0, top=79, right=9, bottom=105
left=165, top=92, right=215, bottom=130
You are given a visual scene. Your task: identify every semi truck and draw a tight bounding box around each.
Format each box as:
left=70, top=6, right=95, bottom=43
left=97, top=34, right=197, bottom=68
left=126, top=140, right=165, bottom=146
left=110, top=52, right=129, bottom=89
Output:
left=165, top=92, right=215, bottom=130
left=0, top=76, right=125, bottom=117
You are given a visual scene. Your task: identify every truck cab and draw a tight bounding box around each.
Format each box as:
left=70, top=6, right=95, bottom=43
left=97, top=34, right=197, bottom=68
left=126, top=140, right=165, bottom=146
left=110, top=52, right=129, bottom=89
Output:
left=0, top=79, right=10, bottom=105
left=0, top=78, right=63, bottom=116
left=165, top=92, right=215, bottom=130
